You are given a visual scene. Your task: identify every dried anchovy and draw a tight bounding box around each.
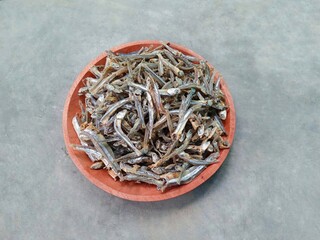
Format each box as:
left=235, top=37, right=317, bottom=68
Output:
left=71, top=42, right=229, bottom=192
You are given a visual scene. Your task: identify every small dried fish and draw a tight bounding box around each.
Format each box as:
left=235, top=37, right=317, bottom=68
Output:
left=90, top=161, right=105, bottom=170
left=178, top=152, right=219, bottom=165
left=219, top=110, right=227, bottom=120
left=100, top=98, right=131, bottom=124
left=120, top=162, right=160, bottom=179
left=71, top=42, right=229, bottom=191
left=79, top=130, right=120, bottom=174
left=161, top=165, right=206, bottom=191
left=121, top=174, right=165, bottom=190
left=114, top=110, right=142, bottom=156
left=71, top=144, right=102, bottom=162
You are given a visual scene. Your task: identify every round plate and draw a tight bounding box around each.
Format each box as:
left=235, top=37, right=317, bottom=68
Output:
left=63, top=40, right=236, bottom=201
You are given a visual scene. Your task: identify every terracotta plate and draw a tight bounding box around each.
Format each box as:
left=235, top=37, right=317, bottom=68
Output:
left=63, top=40, right=236, bottom=201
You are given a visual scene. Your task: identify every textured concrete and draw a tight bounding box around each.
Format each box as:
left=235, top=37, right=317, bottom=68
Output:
left=1, top=0, right=319, bottom=239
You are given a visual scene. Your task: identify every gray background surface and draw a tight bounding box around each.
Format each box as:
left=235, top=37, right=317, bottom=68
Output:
left=1, top=0, right=319, bottom=239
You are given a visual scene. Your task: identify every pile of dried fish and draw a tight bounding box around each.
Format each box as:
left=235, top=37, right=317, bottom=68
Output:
left=71, top=42, right=229, bottom=192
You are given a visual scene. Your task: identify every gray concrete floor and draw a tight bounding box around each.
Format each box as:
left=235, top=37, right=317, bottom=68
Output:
left=1, top=0, right=319, bottom=239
